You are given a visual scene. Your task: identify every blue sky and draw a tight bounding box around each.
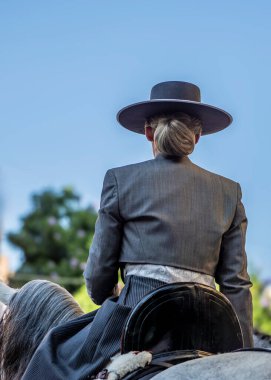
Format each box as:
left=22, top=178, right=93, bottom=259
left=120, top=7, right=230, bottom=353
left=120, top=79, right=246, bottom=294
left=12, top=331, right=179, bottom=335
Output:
left=0, top=1, right=271, bottom=278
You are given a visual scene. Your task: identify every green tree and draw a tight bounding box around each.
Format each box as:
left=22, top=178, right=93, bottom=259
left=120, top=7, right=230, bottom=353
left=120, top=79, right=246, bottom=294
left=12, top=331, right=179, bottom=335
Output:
left=251, top=274, right=271, bottom=334
left=8, top=187, right=97, bottom=290
left=73, top=284, right=99, bottom=313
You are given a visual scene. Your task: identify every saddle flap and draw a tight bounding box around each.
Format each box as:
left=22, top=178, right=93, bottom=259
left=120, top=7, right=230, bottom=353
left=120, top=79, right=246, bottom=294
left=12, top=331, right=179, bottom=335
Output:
left=121, top=282, right=244, bottom=354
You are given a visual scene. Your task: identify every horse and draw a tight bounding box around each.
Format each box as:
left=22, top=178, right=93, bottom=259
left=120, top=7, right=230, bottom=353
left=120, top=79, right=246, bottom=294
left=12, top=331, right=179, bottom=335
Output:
left=0, top=280, right=270, bottom=380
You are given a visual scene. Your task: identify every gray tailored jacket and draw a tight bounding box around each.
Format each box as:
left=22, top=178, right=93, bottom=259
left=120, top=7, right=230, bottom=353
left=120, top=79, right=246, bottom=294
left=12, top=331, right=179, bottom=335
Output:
left=84, top=154, right=253, bottom=347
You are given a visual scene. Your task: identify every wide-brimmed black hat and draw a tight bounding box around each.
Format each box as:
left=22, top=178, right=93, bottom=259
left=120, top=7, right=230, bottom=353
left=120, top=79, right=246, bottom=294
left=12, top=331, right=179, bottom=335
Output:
left=117, top=81, right=233, bottom=135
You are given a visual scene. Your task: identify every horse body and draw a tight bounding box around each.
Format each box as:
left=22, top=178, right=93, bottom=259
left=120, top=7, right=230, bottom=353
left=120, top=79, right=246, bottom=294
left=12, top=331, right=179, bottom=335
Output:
left=152, top=351, right=271, bottom=380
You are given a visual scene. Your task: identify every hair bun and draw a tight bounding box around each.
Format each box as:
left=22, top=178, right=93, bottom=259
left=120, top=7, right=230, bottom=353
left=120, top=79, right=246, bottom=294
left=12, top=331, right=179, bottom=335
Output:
left=149, top=112, right=202, bottom=156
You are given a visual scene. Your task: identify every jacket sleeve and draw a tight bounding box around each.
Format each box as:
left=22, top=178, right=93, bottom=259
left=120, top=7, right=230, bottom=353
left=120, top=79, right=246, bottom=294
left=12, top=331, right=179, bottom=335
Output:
left=215, top=183, right=253, bottom=347
left=84, top=169, right=123, bottom=305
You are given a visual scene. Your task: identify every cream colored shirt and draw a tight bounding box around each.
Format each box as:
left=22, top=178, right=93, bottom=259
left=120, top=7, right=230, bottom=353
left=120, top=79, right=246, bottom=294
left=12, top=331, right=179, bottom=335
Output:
left=124, top=264, right=216, bottom=288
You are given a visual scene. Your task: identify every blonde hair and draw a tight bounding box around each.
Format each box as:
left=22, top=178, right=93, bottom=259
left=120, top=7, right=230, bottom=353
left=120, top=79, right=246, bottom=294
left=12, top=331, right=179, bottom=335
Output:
left=146, top=112, right=202, bottom=156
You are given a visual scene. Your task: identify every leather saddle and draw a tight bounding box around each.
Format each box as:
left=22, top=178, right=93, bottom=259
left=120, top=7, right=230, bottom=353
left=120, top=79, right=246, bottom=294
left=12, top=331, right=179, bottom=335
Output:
left=121, top=282, right=244, bottom=355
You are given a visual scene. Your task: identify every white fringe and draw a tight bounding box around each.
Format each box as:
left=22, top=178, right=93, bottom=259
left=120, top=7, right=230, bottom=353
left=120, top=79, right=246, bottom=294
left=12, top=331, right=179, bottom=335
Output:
left=105, top=351, right=152, bottom=379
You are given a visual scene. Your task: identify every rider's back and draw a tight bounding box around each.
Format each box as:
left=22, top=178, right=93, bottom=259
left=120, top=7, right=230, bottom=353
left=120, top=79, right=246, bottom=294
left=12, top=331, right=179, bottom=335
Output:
left=113, top=153, right=238, bottom=275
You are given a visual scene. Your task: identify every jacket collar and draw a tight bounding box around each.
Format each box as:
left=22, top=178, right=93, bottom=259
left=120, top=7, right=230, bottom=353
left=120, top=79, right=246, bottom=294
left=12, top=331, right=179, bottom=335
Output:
left=154, top=152, right=192, bottom=165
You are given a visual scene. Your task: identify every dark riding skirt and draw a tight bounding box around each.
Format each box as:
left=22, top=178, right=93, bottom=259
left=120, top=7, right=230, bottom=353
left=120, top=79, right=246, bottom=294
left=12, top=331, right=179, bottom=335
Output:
left=22, top=276, right=165, bottom=380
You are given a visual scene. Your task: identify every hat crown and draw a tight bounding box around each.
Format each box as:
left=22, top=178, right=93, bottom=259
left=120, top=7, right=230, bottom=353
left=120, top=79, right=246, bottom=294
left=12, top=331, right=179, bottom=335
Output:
left=150, top=81, right=201, bottom=102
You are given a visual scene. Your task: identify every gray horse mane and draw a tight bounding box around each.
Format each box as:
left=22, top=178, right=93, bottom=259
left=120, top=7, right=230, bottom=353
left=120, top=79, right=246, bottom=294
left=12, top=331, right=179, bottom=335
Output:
left=253, top=329, right=271, bottom=349
left=0, top=280, right=84, bottom=380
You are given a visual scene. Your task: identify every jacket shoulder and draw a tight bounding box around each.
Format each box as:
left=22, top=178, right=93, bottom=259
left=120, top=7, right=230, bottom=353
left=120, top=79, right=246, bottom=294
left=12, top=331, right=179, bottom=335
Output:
left=107, top=159, right=155, bottom=176
left=191, top=161, right=238, bottom=188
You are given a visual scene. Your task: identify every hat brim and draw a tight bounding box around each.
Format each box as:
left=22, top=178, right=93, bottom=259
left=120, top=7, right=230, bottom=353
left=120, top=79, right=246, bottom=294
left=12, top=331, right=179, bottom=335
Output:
left=117, top=100, right=232, bottom=135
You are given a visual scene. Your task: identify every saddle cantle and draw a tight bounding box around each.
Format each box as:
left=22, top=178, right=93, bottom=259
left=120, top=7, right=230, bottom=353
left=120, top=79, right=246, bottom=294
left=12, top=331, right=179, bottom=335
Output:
left=121, top=282, right=244, bottom=355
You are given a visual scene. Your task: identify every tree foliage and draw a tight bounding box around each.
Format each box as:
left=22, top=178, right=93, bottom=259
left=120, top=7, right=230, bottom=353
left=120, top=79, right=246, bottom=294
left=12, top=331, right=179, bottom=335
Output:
left=8, top=187, right=97, bottom=284
left=73, top=284, right=99, bottom=313
left=251, top=275, right=271, bottom=334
